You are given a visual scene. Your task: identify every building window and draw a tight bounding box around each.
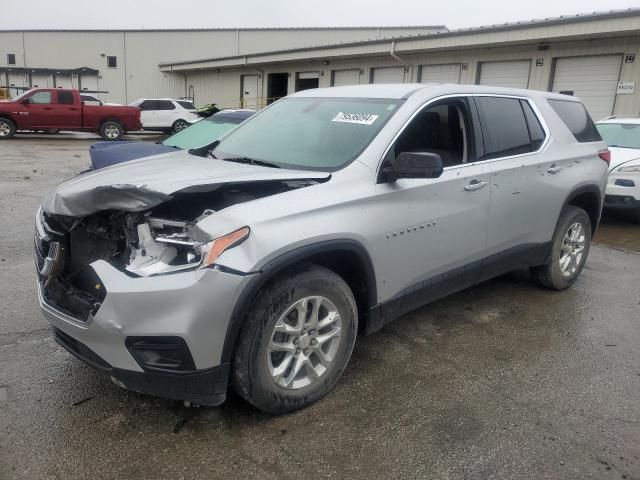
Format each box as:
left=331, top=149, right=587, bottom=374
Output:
left=107, top=56, right=117, bottom=68
left=7, top=53, right=16, bottom=65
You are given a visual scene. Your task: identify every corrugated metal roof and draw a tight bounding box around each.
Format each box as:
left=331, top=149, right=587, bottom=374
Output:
left=0, top=25, right=446, bottom=33
left=160, top=8, right=640, bottom=68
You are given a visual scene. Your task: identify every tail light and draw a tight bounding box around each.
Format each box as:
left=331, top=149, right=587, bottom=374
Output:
left=599, top=149, right=611, bottom=166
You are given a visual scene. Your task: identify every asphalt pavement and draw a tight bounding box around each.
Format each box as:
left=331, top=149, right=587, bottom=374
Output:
left=1, top=133, right=639, bottom=480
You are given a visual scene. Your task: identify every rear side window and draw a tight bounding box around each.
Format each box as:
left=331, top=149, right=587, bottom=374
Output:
left=475, top=97, right=533, bottom=160
left=57, top=91, right=74, bottom=105
left=548, top=99, right=601, bottom=143
left=177, top=101, right=195, bottom=109
left=139, top=100, right=157, bottom=111
left=156, top=100, right=176, bottom=111
left=521, top=101, right=546, bottom=150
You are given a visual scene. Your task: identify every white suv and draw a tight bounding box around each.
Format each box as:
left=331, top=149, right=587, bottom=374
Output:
left=129, top=98, right=200, bottom=133
left=596, top=117, right=640, bottom=221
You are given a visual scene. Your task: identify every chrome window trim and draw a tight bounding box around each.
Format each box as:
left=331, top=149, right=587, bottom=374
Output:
left=377, top=93, right=551, bottom=174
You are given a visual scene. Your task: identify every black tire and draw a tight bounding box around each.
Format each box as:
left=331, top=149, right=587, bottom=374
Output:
left=172, top=119, right=189, bottom=133
left=531, top=206, right=592, bottom=290
left=99, top=120, right=123, bottom=140
left=232, top=264, right=358, bottom=414
left=0, top=117, right=16, bottom=139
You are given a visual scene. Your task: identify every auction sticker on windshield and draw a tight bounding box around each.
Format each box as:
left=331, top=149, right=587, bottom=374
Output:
left=332, top=112, right=379, bottom=125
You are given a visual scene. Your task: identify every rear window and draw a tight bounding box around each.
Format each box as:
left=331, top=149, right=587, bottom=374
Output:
left=548, top=99, right=601, bottom=143
left=177, top=101, right=195, bottom=110
left=156, top=100, right=176, bottom=111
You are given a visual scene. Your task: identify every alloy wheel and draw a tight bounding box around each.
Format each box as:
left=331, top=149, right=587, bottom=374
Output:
left=0, top=121, right=11, bottom=137
left=267, top=296, right=342, bottom=390
left=559, top=221, right=586, bottom=277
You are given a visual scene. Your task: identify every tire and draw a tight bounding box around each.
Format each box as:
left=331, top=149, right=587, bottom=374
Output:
left=0, top=117, right=16, bottom=139
left=172, top=119, right=189, bottom=133
left=99, top=121, right=123, bottom=140
left=232, top=264, right=358, bottom=414
left=531, top=206, right=592, bottom=290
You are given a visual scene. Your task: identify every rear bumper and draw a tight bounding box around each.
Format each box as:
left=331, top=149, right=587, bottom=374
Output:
left=603, top=194, right=640, bottom=211
left=53, top=326, right=228, bottom=405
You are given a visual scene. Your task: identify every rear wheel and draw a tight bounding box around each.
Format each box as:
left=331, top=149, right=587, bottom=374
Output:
left=99, top=121, right=123, bottom=140
left=532, top=206, right=591, bottom=290
left=0, top=118, right=16, bottom=139
left=232, top=264, right=358, bottom=414
left=172, top=119, right=189, bottom=133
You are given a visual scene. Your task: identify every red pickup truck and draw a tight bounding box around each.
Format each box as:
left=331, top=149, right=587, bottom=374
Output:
left=0, top=88, right=141, bottom=140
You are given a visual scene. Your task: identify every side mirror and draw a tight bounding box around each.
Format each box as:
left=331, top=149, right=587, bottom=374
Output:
left=382, top=152, right=444, bottom=182
left=21, top=98, right=30, bottom=105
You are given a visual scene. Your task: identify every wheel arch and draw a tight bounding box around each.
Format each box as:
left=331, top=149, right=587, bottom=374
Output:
left=0, top=114, right=19, bottom=129
left=562, top=184, right=602, bottom=237
left=220, top=239, right=378, bottom=364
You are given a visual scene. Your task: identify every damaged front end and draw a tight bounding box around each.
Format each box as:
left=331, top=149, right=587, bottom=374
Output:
left=35, top=178, right=322, bottom=322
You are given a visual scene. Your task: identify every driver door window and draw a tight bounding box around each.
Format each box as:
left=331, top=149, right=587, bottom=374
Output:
left=29, top=91, right=52, bottom=104
left=386, top=98, right=477, bottom=168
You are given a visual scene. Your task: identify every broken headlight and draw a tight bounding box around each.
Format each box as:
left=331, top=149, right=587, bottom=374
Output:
left=126, top=215, right=250, bottom=277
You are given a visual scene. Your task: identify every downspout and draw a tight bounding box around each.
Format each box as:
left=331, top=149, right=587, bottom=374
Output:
left=390, top=41, right=410, bottom=82
left=390, top=41, right=405, bottom=63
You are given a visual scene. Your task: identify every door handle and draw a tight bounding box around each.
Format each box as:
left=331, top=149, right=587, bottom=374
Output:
left=547, top=164, right=563, bottom=174
left=464, top=180, right=488, bottom=192
left=69, top=108, right=78, bottom=111
left=43, top=107, right=53, bottom=111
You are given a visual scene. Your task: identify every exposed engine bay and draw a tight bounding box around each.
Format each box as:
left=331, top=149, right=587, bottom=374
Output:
left=36, top=180, right=319, bottom=320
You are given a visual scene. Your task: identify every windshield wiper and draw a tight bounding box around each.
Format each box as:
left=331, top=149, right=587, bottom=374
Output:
left=222, top=157, right=281, bottom=169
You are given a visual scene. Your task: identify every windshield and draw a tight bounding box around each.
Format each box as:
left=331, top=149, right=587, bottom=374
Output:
left=162, top=118, right=240, bottom=149
left=596, top=123, right=640, bottom=149
left=212, top=97, right=401, bottom=170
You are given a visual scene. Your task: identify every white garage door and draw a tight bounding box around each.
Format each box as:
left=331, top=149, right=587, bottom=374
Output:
left=420, top=64, right=461, bottom=84
left=332, top=69, right=360, bottom=87
left=30, top=74, right=50, bottom=88
left=80, top=74, right=99, bottom=92
left=8, top=72, right=27, bottom=97
left=54, top=74, right=73, bottom=88
left=372, top=66, right=405, bottom=84
left=551, top=55, right=622, bottom=121
left=478, top=60, right=531, bottom=89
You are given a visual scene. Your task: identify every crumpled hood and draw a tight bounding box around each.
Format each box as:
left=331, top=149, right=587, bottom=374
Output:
left=609, top=147, right=640, bottom=170
left=42, top=150, right=330, bottom=216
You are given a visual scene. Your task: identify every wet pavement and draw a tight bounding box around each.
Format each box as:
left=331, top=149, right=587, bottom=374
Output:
left=1, top=135, right=639, bottom=480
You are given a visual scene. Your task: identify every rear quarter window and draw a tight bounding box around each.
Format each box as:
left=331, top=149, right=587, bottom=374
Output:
left=177, top=101, right=195, bottom=109
left=548, top=99, right=601, bottom=143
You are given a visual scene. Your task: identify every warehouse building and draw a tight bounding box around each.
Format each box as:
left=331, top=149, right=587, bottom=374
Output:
left=2, top=9, right=640, bottom=120
left=0, top=26, right=445, bottom=103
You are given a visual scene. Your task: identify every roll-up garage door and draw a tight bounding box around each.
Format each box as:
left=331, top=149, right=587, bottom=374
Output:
left=371, top=66, right=405, bottom=84
left=30, top=73, right=50, bottom=88
left=80, top=74, right=99, bottom=92
left=478, top=60, right=531, bottom=89
left=420, top=64, right=461, bottom=84
left=551, top=55, right=622, bottom=121
left=332, top=69, right=360, bottom=87
left=54, top=74, right=73, bottom=89
left=8, top=72, right=27, bottom=97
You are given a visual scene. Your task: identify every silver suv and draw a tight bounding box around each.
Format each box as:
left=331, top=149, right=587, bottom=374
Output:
left=35, top=84, right=609, bottom=413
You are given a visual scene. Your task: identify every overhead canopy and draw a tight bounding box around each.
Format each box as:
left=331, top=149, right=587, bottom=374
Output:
left=0, top=66, right=99, bottom=75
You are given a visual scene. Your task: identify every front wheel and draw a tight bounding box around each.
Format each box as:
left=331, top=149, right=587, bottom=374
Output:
left=0, top=118, right=16, bottom=139
left=232, top=264, right=358, bottom=414
left=531, top=206, right=592, bottom=290
left=172, top=119, right=189, bottom=133
left=99, top=121, right=123, bottom=140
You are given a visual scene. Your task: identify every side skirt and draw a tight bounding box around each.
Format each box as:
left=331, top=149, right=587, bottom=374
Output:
left=364, top=242, right=552, bottom=335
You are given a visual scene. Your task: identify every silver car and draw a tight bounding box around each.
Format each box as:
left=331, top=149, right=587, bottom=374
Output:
left=35, top=84, right=609, bottom=413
